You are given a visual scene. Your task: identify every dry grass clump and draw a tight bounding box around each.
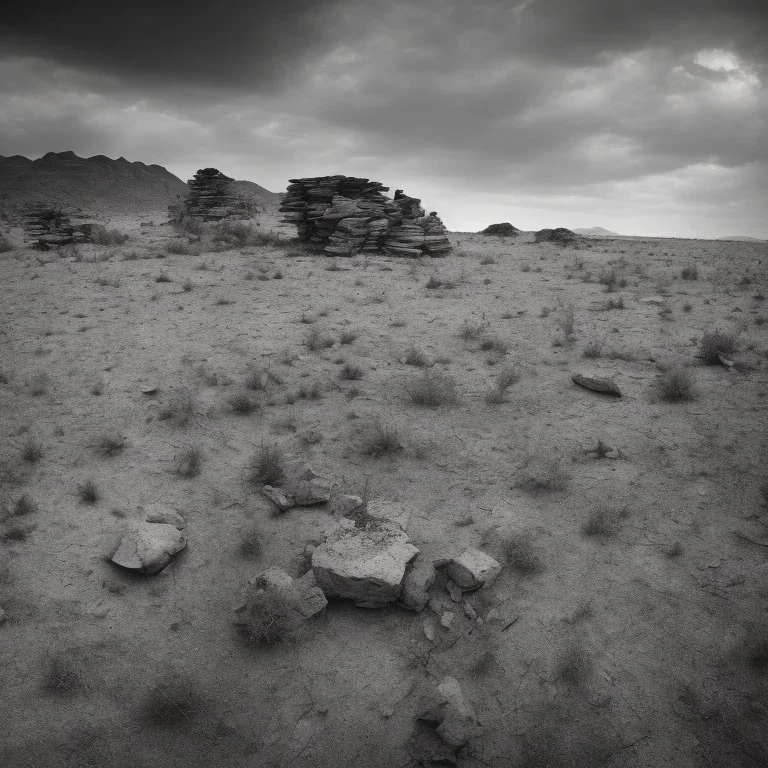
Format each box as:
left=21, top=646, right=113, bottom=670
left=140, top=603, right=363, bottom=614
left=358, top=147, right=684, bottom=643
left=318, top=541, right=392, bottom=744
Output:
left=558, top=303, right=576, bottom=341
left=158, top=390, right=196, bottom=426
left=657, top=366, right=697, bottom=402
left=296, top=380, right=324, bottom=400
left=41, top=651, right=89, bottom=697
left=77, top=479, right=99, bottom=504
left=405, top=371, right=459, bottom=407
left=90, top=224, right=129, bottom=246
left=173, top=217, right=205, bottom=237
left=554, top=644, right=592, bottom=687
left=480, top=334, right=509, bottom=354
left=681, top=264, right=698, bottom=280
left=166, top=240, right=194, bottom=255
left=28, top=372, right=50, bottom=396
left=248, top=444, right=285, bottom=486
left=426, top=274, right=457, bottom=289
left=582, top=339, right=604, bottom=359
left=21, top=438, right=43, bottom=464
left=598, top=296, right=625, bottom=311
left=339, top=363, right=364, bottom=380
left=174, top=445, right=203, bottom=478
left=305, top=326, right=335, bottom=351
left=357, top=418, right=404, bottom=457
left=214, top=221, right=282, bottom=249
left=236, top=585, right=297, bottom=645
left=581, top=504, right=628, bottom=537
left=1, top=522, right=36, bottom=543
left=484, top=365, right=519, bottom=404
left=96, top=433, right=126, bottom=457
left=404, top=346, right=429, bottom=367
left=227, top=392, right=259, bottom=415
left=517, top=455, right=569, bottom=493
left=140, top=674, right=203, bottom=729
left=699, top=330, right=738, bottom=364
left=0, top=231, right=14, bottom=253
left=11, top=494, right=37, bottom=517
left=238, top=524, right=262, bottom=559
left=339, top=329, right=358, bottom=345
left=502, top=535, right=543, bottom=575
left=155, top=271, right=172, bottom=283
left=459, top=319, right=487, bottom=340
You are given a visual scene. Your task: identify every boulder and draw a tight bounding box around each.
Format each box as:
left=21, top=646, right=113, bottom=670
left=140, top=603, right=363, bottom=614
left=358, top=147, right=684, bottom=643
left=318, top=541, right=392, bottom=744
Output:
left=312, top=517, right=418, bottom=607
left=447, top=549, right=502, bottom=591
left=242, top=566, right=327, bottom=621
left=572, top=373, right=622, bottom=397
left=399, top=555, right=437, bottom=612
left=110, top=521, right=187, bottom=575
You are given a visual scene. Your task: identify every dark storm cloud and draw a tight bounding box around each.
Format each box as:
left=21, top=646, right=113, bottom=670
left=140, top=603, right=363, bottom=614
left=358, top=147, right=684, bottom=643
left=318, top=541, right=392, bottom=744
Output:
left=0, top=1, right=349, bottom=92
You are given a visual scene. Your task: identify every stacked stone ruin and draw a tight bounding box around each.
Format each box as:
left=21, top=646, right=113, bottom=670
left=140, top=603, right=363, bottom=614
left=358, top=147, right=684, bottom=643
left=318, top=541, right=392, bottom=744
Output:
left=23, top=203, right=95, bottom=249
left=279, top=175, right=452, bottom=257
left=179, top=168, right=247, bottom=221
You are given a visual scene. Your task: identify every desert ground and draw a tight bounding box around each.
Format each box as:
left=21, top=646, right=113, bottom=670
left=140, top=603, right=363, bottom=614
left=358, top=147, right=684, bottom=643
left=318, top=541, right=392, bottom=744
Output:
left=1, top=211, right=767, bottom=768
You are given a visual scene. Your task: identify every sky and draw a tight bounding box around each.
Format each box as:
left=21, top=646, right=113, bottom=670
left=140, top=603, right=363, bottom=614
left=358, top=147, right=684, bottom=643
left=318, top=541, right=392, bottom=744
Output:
left=1, top=1, right=767, bottom=238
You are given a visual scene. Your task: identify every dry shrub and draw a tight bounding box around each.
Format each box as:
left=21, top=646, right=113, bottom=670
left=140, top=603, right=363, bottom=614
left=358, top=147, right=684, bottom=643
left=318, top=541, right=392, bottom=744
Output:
left=89, top=224, right=128, bottom=246
left=158, top=390, right=195, bottom=426
left=699, top=330, right=738, bottom=364
left=657, top=366, right=697, bottom=402
left=357, top=418, right=404, bottom=457
left=517, top=455, right=569, bottom=493
left=582, top=504, right=628, bottom=537
left=174, top=445, right=203, bottom=478
left=503, top=535, right=543, bottom=575
left=140, top=674, right=203, bottom=728
left=248, top=444, right=285, bottom=486
left=406, top=372, right=459, bottom=407
left=236, top=586, right=297, bottom=645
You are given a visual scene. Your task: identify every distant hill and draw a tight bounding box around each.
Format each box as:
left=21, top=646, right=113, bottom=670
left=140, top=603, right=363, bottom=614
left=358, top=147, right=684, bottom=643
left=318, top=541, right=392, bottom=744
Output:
left=573, top=226, right=618, bottom=236
left=0, top=151, right=280, bottom=217
left=718, top=235, right=765, bottom=242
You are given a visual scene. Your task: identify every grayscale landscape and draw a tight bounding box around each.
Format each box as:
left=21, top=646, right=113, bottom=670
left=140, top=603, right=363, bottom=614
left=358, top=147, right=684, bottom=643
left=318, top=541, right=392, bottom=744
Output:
left=1, top=3, right=767, bottom=768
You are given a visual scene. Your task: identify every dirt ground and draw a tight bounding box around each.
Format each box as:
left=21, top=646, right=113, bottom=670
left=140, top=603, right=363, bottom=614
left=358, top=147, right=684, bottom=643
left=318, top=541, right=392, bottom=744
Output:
left=1, top=212, right=767, bottom=768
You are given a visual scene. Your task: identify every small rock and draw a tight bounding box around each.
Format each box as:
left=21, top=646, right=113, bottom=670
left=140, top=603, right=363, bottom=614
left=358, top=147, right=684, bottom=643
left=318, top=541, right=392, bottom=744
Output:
left=640, top=296, right=665, bottom=305
left=328, top=493, right=363, bottom=517
left=605, top=449, right=620, bottom=459
left=446, top=580, right=463, bottom=603
left=400, top=555, right=437, bottom=612
left=110, top=522, right=187, bottom=575
left=440, top=611, right=455, bottom=629
left=261, top=485, right=295, bottom=513
left=572, top=373, right=622, bottom=397
left=447, top=548, right=502, bottom=591
left=145, top=505, right=186, bottom=529
left=463, top=602, right=477, bottom=620
left=423, top=619, right=436, bottom=641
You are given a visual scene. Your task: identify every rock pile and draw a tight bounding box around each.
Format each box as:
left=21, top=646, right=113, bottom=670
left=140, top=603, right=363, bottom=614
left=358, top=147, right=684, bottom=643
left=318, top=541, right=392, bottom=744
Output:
left=480, top=222, right=520, bottom=236
left=279, top=175, right=451, bottom=257
left=23, top=203, right=95, bottom=249
left=534, top=227, right=578, bottom=245
left=179, top=168, right=248, bottom=221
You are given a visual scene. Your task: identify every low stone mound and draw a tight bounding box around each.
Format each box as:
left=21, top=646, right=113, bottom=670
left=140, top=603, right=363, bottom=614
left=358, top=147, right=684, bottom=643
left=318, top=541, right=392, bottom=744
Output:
left=279, top=175, right=451, bottom=257
left=480, top=222, right=520, bottom=236
left=534, top=227, right=578, bottom=244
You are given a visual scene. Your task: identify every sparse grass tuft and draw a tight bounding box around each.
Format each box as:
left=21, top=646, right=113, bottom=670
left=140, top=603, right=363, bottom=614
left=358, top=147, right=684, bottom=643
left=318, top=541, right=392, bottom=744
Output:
left=404, top=347, right=428, bottom=367
left=358, top=418, right=403, bottom=457
left=681, top=265, right=698, bottom=280
left=657, top=366, right=697, bottom=402
left=236, top=585, right=297, bottom=645
left=158, top=391, right=196, bottom=426
left=174, top=445, right=203, bottom=478
left=238, top=524, right=262, bottom=559
left=140, top=674, right=203, bottom=728
left=459, top=319, right=487, bottom=340
left=77, top=479, right=99, bottom=504
left=406, top=371, right=459, bottom=407
left=582, top=504, right=628, bottom=537
left=28, top=372, right=50, bottom=396
left=12, top=494, right=37, bottom=517
left=96, top=434, right=126, bottom=457
left=155, top=271, right=172, bottom=283
left=182, top=278, right=194, bottom=292
left=517, top=455, right=569, bottom=493
left=41, top=652, right=88, bottom=696
left=480, top=334, right=508, bottom=354
left=248, top=444, right=285, bottom=486
left=90, top=224, right=129, bottom=246
left=339, top=330, right=357, bottom=345
left=554, top=644, right=591, bottom=687
left=583, top=339, right=604, bottom=359
left=228, top=392, right=259, bottom=415
left=305, top=326, right=334, bottom=351
left=166, top=240, right=193, bottom=255
left=699, top=330, right=738, bottom=364
left=21, top=438, right=43, bottom=464
left=340, top=363, right=364, bottom=380
left=502, top=535, right=542, bottom=575
left=484, top=365, right=519, bottom=404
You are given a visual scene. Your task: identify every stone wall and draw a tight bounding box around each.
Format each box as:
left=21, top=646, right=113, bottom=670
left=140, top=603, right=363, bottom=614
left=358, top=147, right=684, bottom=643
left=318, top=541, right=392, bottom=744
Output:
left=180, top=168, right=247, bottom=221
left=279, top=175, right=451, bottom=257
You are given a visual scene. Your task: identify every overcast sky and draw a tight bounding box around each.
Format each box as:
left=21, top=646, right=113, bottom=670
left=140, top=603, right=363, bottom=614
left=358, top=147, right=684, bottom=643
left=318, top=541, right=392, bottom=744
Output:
left=2, top=1, right=767, bottom=237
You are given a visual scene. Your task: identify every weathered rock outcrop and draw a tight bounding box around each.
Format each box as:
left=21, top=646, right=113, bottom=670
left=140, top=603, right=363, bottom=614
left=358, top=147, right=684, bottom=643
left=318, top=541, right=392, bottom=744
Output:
left=110, top=513, right=187, bottom=575
left=312, top=513, right=419, bottom=607
left=447, top=548, right=502, bottom=591
left=480, top=222, right=520, bottom=236
left=279, top=175, right=451, bottom=257
left=534, top=227, right=578, bottom=245
left=178, top=168, right=250, bottom=221
left=22, top=203, right=96, bottom=249
left=260, top=462, right=334, bottom=513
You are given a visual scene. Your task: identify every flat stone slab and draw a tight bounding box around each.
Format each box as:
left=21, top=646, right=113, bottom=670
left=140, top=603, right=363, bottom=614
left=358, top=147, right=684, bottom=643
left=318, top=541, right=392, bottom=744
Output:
left=447, top=548, right=502, bottom=591
left=110, top=522, right=187, bottom=575
left=572, top=373, right=622, bottom=397
left=312, top=517, right=418, bottom=608
left=260, top=462, right=334, bottom=511
left=144, top=505, right=186, bottom=529
left=640, top=296, right=666, bottom=305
